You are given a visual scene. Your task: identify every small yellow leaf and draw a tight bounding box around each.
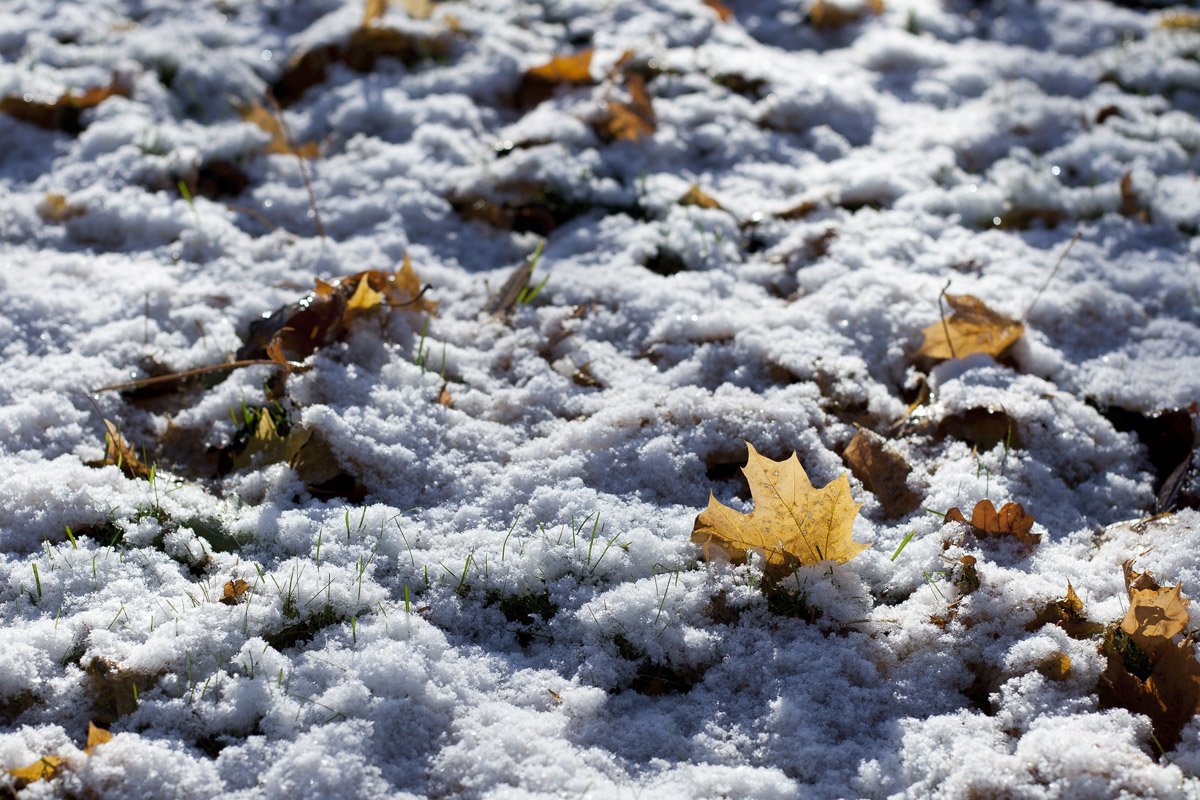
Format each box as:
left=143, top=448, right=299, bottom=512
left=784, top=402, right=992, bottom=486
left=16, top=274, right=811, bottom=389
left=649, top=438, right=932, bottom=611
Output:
left=692, top=442, right=868, bottom=579
left=526, top=49, right=594, bottom=84
left=85, top=722, right=113, bottom=752
left=38, top=192, right=86, bottom=222
left=6, top=755, right=63, bottom=784
left=363, top=0, right=387, bottom=25
left=916, top=293, right=1024, bottom=360
left=345, top=273, right=385, bottom=314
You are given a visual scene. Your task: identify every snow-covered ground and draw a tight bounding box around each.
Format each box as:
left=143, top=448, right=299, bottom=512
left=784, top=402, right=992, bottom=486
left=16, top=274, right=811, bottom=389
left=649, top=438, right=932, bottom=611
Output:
left=2, top=0, right=1200, bottom=797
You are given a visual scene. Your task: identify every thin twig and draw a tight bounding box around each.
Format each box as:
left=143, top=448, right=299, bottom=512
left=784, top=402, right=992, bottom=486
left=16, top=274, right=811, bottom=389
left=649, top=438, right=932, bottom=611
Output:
left=265, top=92, right=324, bottom=240
left=225, top=203, right=281, bottom=233
left=936, top=279, right=955, bottom=360
left=93, top=358, right=295, bottom=394
left=1022, top=231, right=1081, bottom=323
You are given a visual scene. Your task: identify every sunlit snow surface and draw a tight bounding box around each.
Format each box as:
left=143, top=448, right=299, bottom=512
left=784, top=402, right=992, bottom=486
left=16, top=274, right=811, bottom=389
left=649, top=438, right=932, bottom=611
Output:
left=2, top=0, right=1199, bottom=797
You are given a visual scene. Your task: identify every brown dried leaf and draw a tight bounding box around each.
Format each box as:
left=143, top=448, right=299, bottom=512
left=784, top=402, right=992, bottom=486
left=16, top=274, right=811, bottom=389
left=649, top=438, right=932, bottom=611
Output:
left=606, top=73, right=655, bottom=141
left=692, top=441, right=869, bottom=579
left=485, top=258, right=534, bottom=319
left=1027, top=582, right=1105, bottom=639
left=945, top=499, right=1041, bottom=547
left=678, top=184, right=723, bottom=210
left=917, top=293, right=1024, bottom=361
left=240, top=100, right=321, bottom=159
left=1121, top=583, right=1190, bottom=657
left=842, top=428, right=921, bottom=518
left=1036, top=651, right=1072, bottom=681
left=230, top=414, right=310, bottom=472
left=437, top=384, right=453, bottom=407
left=0, top=75, right=129, bottom=133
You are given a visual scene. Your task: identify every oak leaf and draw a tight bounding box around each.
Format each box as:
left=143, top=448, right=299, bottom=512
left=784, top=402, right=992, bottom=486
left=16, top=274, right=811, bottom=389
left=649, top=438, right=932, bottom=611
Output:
left=692, top=442, right=869, bottom=579
left=945, top=499, right=1040, bottom=547
left=916, top=293, right=1024, bottom=361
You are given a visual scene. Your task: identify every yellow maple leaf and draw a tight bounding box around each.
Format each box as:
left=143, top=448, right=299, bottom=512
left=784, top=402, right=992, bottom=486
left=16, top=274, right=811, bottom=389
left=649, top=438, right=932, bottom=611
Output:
left=916, top=293, right=1024, bottom=360
left=692, top=442, right=868, bottom=578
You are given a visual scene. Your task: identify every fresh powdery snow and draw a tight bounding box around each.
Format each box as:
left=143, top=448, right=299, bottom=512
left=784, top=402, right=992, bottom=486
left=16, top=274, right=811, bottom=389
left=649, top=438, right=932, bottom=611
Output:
left=2, top=0, right=1200, bottom=797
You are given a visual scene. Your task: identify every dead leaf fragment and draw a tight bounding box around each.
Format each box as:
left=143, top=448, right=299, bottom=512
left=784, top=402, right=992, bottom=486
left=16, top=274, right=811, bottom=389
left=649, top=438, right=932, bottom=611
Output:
left=230, top=412, right=310, bottom=472
left=945, top=499, right=1040, bottom=547
left=38, top=192, right=87, bottom=222
left=1027, top=582, right=1106, bottom=639
left=692, top=441, right=869, bottom=579
left=842, top=428, right=922, bottom=518
left=1036, top=651, right=1072, bottom=681
left=94, top=419, right=153, bottom=481
left=678, top=184, right=723, bottom=210
left=916, top=293, right=1024, bottom=361
left=85, top=723, right=113, bottom=753
left=240, top=100, right=321, bottom=159
left=5, top=755, right=63, bottom=785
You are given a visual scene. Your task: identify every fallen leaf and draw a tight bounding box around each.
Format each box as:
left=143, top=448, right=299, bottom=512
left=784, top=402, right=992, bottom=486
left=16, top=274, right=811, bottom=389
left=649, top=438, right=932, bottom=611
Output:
left=678, top=184, right=723, bottom=210
left=485, top=258, right=535, bottom=319
left=37, top=192, right=87, bottom=222
left=238, top=260, right=436, bottom=362
left=1119, top=171, right=1145, bottom=220
left=1098, top=564, right=1200, bottom=750
left=842, top=427, right=922, bottom=519
left=219, top=579, right=251, bottom=605
left=1027, top=582, right=1105, bottom=638
left=363, top=0, right=387, bottom=24
left=85, top=723, right=113, bottom=753
left=240, top=100, right=320, bottom=159
left=916, top=293, right=1024, bottom=361
left=94, top=419, right=153, bottom=481
left=599, top=73, right=656, bottom=142
left=514, top=49, right=595, bottom=109
left=1161, top=10, right=1200, bottom=29
left=0, top=75, right=129, bottom=133
left=936, top=407, right=1018, bottom=452
left=437, top=384, right=453, bottom=407
left=1036, top=651, right=1072, bottom=681
left=703, top=0, right=733, bottom=21
left=692, top=441, right=869, bottom=579
left=809, top=0, right=884, bottom=29
left=945, top=499, right=1040, bottom=547
left=5, top=756, right=63, bottom=785
left=230, top=411, right=311, bottom=472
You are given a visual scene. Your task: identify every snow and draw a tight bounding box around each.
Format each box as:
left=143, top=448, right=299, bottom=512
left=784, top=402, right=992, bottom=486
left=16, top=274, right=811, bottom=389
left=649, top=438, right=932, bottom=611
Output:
left=1, top=0, right=1199, bottom=797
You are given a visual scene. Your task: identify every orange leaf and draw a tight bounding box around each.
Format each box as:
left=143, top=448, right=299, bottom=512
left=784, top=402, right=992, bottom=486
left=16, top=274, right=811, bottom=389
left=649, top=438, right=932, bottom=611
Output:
left=945, top=499, right=1040, bottom=546
left=702, top=0, right=733, bottom=21
left=916, top=293, right=1024, bottom=361
left=526, top=49, right=595, bottom=84
left=692, top=441, right=868, bottom=579
left=810, top=0, right=884, bottom=29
